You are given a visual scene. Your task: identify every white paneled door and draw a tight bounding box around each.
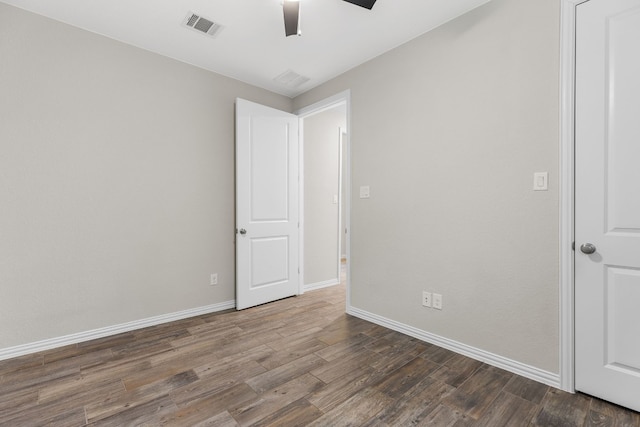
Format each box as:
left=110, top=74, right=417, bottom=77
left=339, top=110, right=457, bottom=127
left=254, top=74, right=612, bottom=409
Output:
left=235, top=98, right=299, bottom=310
left=575, top=0, right=640, bottom=412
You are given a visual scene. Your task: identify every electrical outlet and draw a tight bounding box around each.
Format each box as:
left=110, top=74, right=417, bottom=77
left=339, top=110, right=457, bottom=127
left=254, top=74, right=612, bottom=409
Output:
left=210, top=273, right=218, bottom=286
left=433, top=293, right=442, bottom=310
left=422, top=291, right=432, bottom=308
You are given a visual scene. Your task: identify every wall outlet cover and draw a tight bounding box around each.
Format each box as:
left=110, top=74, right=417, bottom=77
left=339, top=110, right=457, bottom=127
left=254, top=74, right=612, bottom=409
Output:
left=422, top=291, right=432, bottom=308
left=433, top=293, right=442, bottom=310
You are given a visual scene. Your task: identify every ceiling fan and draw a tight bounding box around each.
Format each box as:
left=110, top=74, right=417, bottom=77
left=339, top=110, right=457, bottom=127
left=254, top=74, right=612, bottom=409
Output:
left=282, top=0, right=378, bottom=37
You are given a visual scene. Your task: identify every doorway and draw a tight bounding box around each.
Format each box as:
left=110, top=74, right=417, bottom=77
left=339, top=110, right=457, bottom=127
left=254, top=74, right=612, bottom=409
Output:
left=235, top=92, right=351, bottom=310
left=297, top=91, right=350, bottom=302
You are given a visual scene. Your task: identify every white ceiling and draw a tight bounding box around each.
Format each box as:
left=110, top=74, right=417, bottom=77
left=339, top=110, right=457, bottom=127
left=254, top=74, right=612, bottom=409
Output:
left=2, top=0, right=491, bottom=98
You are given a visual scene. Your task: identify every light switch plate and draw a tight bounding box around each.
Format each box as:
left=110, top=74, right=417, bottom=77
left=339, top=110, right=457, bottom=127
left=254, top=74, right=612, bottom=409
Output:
left=533, top=172, right=548, bottom=191
left=359, top=186, right=370, bottom=199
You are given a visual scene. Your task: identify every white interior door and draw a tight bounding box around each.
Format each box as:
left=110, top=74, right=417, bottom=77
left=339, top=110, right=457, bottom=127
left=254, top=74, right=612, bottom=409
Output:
left=575, top=0, right=640, bottom=412
left=235, top=98, right=299, bottom=310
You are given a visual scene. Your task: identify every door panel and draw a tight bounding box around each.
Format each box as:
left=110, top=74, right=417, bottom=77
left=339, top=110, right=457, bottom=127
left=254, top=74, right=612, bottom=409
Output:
left=250, top=117, right=291, bottom=221
left=605, top=6, right=640, bottom=233
left=575, top=0, right=640, bottom=412
left=606, top=267, right=640, bottom=373
left=250, top=236, right=290, bottom=288
left=236, top=98, right=299, bottom=310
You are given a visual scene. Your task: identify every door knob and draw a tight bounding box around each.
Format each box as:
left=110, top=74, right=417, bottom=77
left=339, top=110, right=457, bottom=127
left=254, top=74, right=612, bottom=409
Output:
left=580, top=243, right=596, bottom=254
left=239, top=228, right=247, bottom=235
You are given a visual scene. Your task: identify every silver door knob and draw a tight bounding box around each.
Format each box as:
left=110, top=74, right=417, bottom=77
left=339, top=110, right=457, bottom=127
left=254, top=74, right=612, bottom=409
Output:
left=580, top=243, right=596, bottom=254
left=239, top=228, right=247, bottom=235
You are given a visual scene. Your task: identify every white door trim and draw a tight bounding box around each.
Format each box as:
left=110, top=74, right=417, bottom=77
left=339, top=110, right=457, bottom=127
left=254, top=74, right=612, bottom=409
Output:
left=559, top=0, right=590, bottom=394
left=338, top=127, right=346, bottom=273
left=297, top=118, right=305, bottom=294
left=295, top=90, right=351, bottom=307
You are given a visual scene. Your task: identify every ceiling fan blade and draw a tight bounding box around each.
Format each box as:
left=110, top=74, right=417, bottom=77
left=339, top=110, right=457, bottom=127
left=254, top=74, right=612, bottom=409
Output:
left=283, top=0, right=300, bottom=37
left=343, top=0, right=377, bottom=10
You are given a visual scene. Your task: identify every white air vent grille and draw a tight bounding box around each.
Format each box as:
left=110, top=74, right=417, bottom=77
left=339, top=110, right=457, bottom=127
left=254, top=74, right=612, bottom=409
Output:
left=182, top=12, right=223, bottom=38
left=274, top=70, right=311, bottom=88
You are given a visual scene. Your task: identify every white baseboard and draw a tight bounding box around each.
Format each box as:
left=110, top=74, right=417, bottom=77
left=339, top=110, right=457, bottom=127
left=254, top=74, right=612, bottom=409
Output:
left=347, top=305, right=561, bottom=389
left=0, top=300, right=236, bottom=362
left=303, top=278, right=340, bottom=292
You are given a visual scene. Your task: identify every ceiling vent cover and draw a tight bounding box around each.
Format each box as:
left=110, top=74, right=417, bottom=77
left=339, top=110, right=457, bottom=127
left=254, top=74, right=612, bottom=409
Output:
left=274, top=70, right=311, bottom=88
left=182, top=12, right=223, bottom=38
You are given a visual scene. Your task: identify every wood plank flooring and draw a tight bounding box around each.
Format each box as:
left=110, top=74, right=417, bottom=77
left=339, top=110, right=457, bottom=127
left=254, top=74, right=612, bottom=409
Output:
left=1, top=282, right=638, bottom=426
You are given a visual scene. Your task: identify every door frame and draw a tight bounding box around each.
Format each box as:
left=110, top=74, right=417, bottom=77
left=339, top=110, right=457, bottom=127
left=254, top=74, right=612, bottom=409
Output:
left=295, top=90, right=351, bottom=307
left=559, top=0, right=590, bottom=393
left=338, top=127, right=347, bottom=269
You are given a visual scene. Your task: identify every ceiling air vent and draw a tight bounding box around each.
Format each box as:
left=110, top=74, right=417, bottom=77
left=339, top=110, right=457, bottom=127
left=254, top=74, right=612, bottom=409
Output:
left=182, top=12, right=223, bottom=38
left=273, top=70, right=311, bottom=88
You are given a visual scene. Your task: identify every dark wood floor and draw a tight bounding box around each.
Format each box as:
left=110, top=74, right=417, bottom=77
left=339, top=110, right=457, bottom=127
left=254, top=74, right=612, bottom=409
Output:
left=1, top=283, right=638, bottom=426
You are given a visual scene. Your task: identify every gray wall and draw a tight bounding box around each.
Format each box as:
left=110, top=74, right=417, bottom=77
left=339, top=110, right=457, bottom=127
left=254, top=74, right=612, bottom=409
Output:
left=0, top=3, right=291, bottom=349
left=294, top=0, right=560, bottom=373
left=1, top=0, right=563, bottom=376
left=303, top=108, right=346, bottom=286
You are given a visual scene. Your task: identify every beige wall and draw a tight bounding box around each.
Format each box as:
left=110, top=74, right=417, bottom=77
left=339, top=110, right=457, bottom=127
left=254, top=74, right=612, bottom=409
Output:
left=294, top=0, right=560, bottom=373
left=0, top=3, right=291, bottom=349
left=303, top=108, right=346, bottom=286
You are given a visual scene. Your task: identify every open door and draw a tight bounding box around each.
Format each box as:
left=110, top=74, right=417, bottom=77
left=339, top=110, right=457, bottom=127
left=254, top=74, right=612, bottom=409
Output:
left=574, top=0, right=640, bottom=412
left=235, top=98, right=299, bottom=310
